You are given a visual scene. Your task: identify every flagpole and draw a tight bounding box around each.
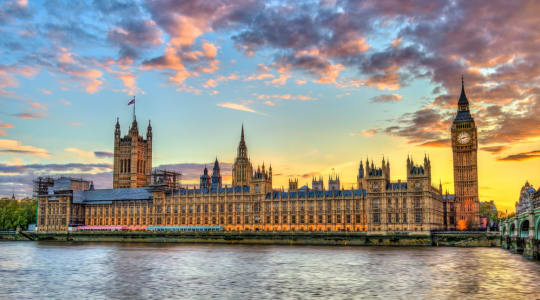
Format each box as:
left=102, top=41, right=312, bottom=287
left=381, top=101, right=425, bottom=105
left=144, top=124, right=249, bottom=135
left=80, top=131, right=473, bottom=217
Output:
left=133, top=96, right=136, bottom=121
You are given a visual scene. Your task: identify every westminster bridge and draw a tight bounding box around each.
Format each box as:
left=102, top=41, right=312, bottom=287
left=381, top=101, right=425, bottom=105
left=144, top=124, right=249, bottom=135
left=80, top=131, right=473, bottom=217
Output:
left=500, top=194, right=540, bottom=260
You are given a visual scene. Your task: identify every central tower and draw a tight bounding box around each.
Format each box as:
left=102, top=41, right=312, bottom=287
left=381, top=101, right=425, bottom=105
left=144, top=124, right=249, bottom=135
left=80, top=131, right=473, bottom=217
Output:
left=451, top=77, right=479, bottom=229
left=232, top=125, right=253, bottom=187
left=113, top=116, right=152, bottom=188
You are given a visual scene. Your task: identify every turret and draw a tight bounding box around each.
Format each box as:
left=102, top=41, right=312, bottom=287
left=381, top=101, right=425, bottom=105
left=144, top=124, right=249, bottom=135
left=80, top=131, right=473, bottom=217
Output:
left=289, top=178, right=298, bottom=191
left=129, top=117, right=138, bottom=137
left=211, top=158, right=222, bottom=189
left=200, top=165, right=211, bottom=189
left=147, top=120, right=152, bottom=140
left=115, top=117, right=121, bottom=139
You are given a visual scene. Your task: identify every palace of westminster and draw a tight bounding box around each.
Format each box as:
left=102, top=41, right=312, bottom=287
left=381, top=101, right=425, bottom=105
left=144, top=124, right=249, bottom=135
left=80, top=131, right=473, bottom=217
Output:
left=36, top=79, right=480, bottom=232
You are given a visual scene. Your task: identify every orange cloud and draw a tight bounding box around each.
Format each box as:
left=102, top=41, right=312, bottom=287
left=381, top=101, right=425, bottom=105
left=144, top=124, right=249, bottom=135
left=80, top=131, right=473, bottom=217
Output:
left=0, top=122, right=14, bottom=136
left=0, top=139, right=50, bottom=158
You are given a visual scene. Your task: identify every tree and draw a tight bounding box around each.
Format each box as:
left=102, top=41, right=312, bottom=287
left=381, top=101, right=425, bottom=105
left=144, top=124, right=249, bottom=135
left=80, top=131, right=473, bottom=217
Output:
left=0, top=198, right=36, bottom=230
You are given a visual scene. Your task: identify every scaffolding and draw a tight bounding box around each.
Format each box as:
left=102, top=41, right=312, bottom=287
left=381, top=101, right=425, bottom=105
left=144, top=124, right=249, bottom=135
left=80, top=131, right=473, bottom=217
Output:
left=149, top=169, right=182, bottom=190
left=33, top=176, right=54, bottom=196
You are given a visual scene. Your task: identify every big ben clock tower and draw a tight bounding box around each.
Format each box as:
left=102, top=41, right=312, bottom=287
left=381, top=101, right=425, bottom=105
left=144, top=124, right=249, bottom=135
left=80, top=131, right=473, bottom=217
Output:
left=451, top=77, right=480, bottom=229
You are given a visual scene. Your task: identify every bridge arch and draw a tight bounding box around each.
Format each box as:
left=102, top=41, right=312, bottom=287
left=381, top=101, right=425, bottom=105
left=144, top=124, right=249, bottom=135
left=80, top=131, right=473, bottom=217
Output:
left=509, top=223, right=515, bottom=237
left=536, top=218, right=540, bottom=239
left=519, top=220, right=529, bottom=238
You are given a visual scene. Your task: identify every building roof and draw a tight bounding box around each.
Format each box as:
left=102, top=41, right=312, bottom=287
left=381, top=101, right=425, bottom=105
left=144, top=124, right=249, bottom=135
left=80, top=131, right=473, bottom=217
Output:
left=73, top=188, right=152, bottom=204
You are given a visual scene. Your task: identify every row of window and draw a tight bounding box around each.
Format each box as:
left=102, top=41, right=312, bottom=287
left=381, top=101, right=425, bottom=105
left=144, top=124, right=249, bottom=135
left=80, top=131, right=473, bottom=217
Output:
left=373, top=211, right=422, bottom=224
left=89, top=214, right=368, bottom=226
left=86, top=202, right=370, bottom=217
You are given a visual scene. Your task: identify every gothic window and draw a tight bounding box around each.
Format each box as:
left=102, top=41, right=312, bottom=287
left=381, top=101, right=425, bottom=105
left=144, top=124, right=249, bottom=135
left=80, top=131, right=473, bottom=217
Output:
left=237, top=216, right=241, bottom=224
left=300, top=215, right=305, bottom=224
left=355, top=215, right=361, bottom=223
left=373, top=213, right=380, bottom=224
left=328, top=215, right=332, bottom=223
left=292, top=215, right=296, bottom=224
left=415, top=211, right=422, bottom=223
left=274, top=215, right=279, bottom=224
left=318, top=215, right=323, bottom=223
left=346, top=215, right=351, bottom=224
left=388, top=213, right=392, bottom=224
left=282, top=215, right=287, bottom=223
left=309, top=215, right=314, bottom=224
left=204, top=205, right=208, bottom=213
left=266, top=215, right=271, bottom=224
left=372, top=199, right=379, bottom=209
left=245, top=216, right=250, bottom=224
left=236, top=204, right=241, bottom=212
left=336, top=215, right=341, bottom=223
left=245, top=204, right=249, bottom=212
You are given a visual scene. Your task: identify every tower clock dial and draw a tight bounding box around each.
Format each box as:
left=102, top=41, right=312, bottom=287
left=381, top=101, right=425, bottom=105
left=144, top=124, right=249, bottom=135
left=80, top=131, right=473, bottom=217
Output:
left=457, top=132, right=471, bottom=144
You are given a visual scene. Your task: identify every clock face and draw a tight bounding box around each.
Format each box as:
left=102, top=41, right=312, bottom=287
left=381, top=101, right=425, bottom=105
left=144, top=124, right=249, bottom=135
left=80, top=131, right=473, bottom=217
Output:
left=457, top=132, right=471, bottom=144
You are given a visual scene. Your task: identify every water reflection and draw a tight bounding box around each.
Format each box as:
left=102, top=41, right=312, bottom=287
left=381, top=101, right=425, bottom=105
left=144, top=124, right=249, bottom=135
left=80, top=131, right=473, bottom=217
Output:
left=0, top=242, right=538, bottom=299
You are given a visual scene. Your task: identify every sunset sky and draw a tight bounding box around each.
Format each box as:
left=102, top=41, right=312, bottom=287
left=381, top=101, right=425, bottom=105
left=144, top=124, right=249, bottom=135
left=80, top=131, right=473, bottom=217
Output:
left=1, top=0, right=539, bottom=212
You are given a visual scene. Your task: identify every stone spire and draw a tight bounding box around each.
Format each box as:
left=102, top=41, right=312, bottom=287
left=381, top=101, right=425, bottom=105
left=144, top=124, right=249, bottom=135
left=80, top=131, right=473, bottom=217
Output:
left=237, top=124, right=247, bottom=158
left=458, top=75, right=470, bottom=111
left=115, top=117, right=121, bottom=139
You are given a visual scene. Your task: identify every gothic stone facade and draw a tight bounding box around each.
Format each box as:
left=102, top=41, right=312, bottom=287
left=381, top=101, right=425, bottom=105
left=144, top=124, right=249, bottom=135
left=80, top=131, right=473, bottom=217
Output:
left=37, top=125, right=444, bottom=232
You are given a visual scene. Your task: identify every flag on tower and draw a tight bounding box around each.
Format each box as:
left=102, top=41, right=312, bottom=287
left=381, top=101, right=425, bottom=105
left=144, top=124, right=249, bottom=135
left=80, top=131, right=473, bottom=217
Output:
left=128, top=97, right=135, bottom=105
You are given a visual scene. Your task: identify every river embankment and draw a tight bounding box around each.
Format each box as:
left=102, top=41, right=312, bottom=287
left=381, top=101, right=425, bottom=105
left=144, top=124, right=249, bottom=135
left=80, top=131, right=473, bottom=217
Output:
left=1, top=231, right=501, bottom=247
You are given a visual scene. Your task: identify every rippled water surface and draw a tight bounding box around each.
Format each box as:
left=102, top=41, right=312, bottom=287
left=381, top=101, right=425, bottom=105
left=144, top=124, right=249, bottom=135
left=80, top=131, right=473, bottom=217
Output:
left=0, top=242, right=538, bottom=299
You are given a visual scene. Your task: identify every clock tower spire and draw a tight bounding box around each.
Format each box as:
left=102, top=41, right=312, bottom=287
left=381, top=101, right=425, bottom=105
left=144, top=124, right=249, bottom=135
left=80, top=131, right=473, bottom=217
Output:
left=451, top=76, right=480, bottom=230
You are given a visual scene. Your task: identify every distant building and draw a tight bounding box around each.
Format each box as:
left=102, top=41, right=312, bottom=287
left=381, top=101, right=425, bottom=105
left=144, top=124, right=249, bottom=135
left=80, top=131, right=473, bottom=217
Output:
left=516, top=181, right=535, bottom=215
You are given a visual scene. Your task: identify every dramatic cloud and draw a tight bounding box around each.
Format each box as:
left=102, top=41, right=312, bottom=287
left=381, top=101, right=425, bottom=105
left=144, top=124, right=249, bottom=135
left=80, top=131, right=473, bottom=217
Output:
left=1, top=0, right=539, bottom=147
left=383, top=108, right=452, bottom=145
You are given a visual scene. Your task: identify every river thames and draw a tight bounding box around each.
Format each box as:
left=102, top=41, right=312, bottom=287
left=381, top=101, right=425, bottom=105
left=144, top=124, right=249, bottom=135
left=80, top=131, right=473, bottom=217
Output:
left=0, top=242, right=538, bottom=299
